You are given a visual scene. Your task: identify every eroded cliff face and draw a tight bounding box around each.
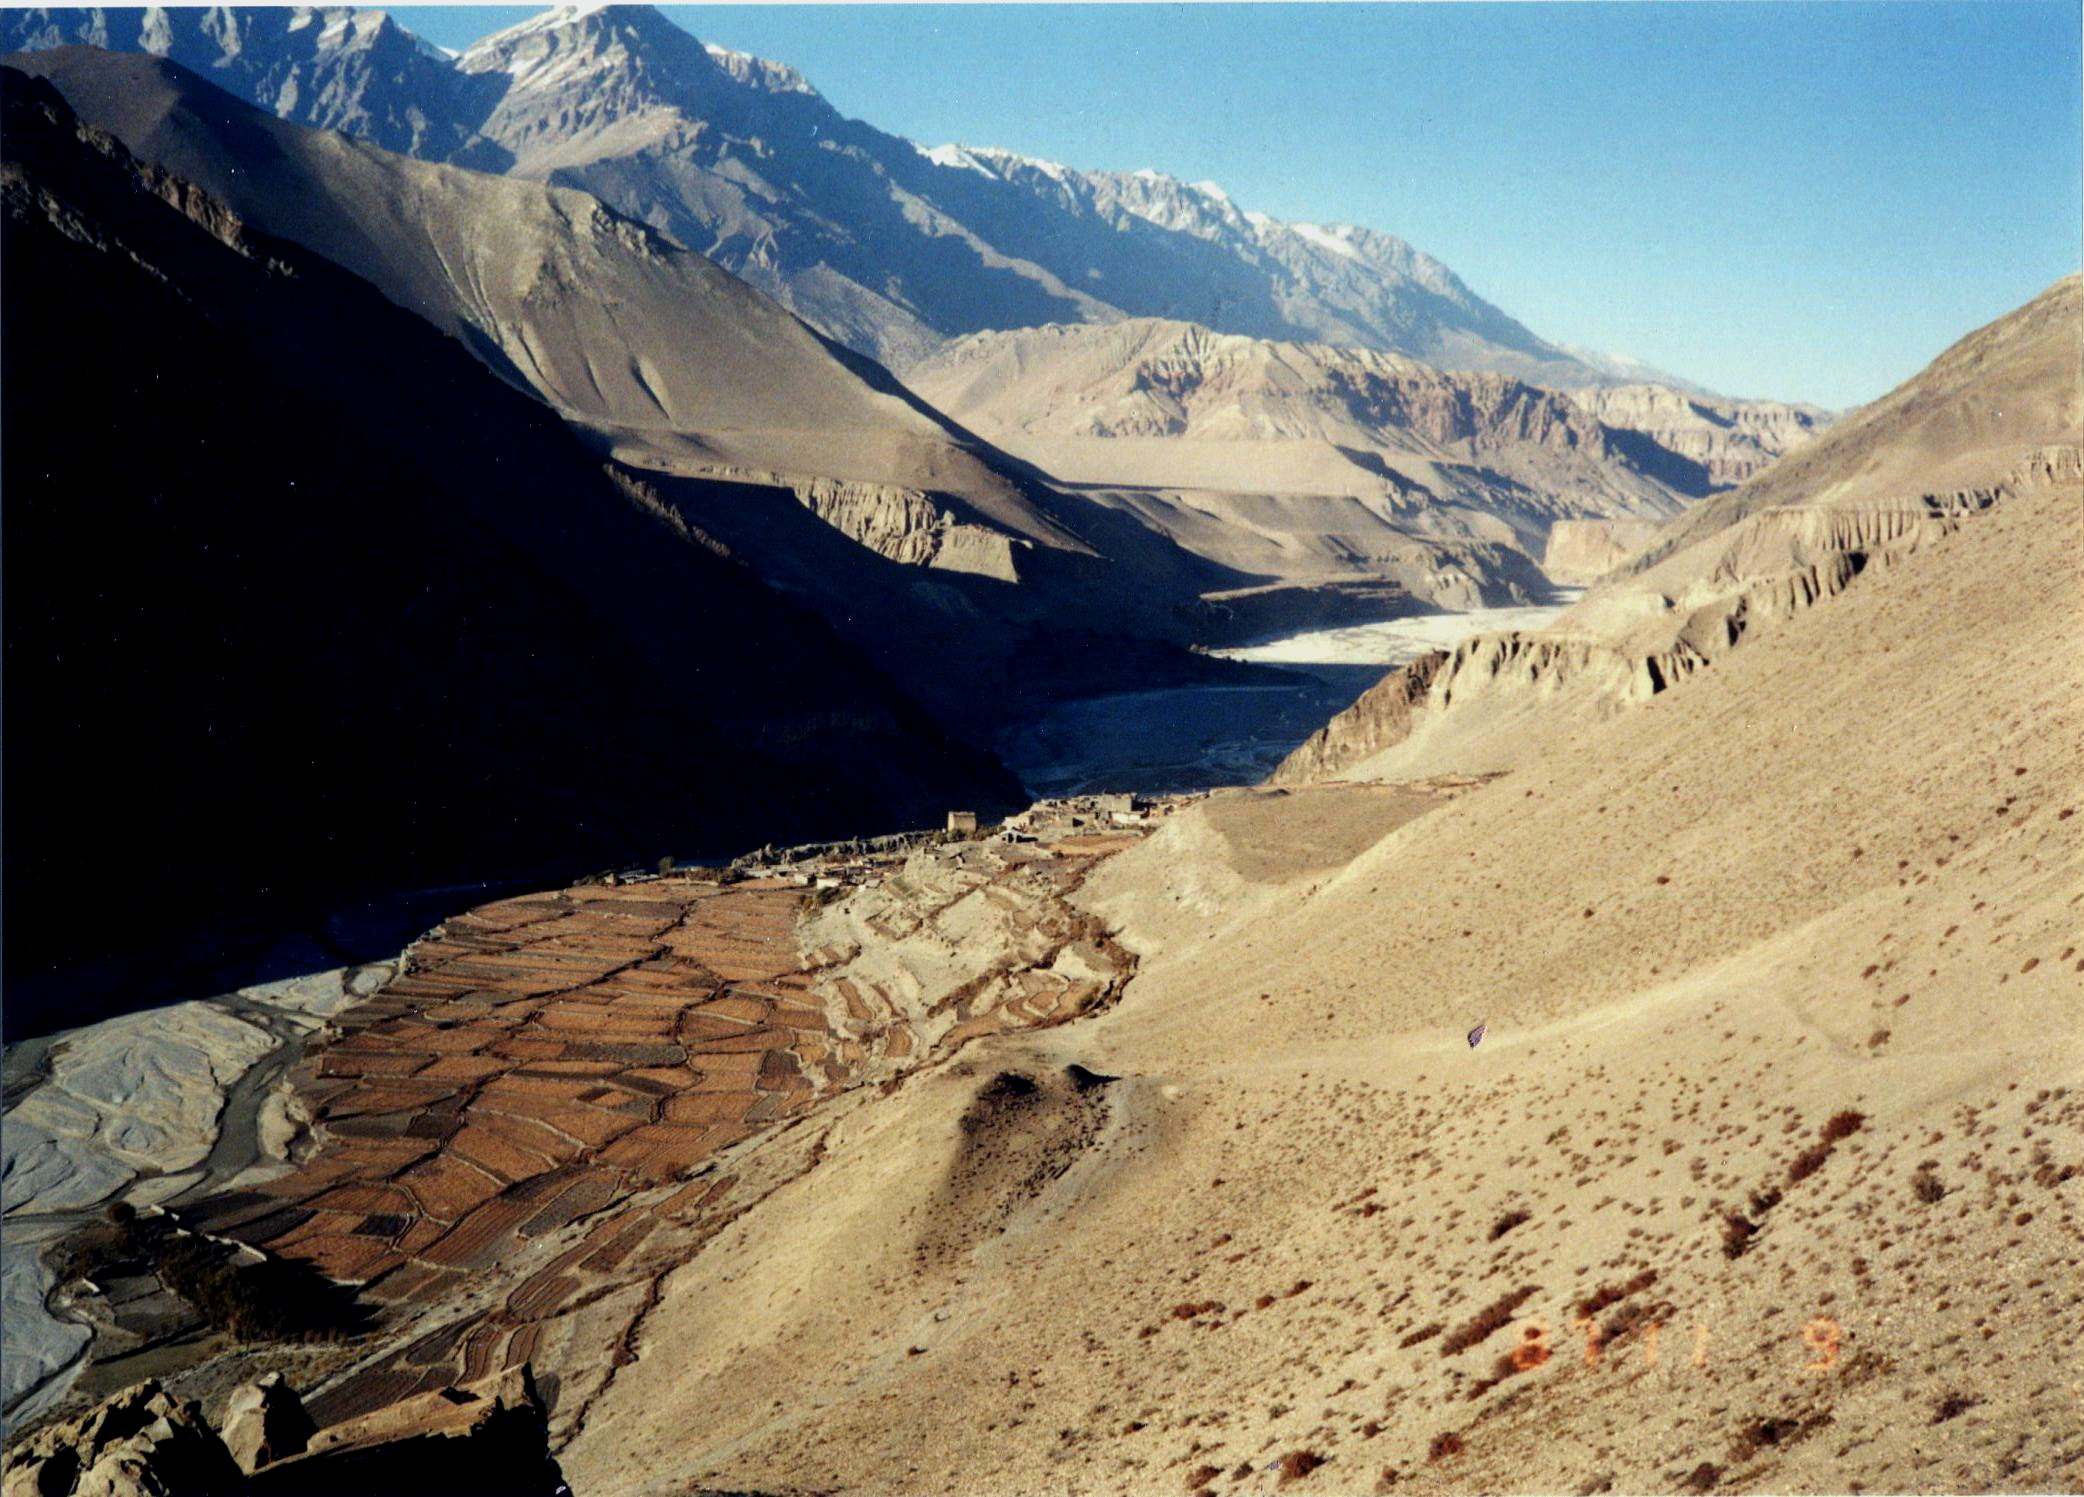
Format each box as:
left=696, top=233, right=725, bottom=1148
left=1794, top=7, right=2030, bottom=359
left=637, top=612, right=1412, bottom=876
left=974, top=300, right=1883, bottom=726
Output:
left=1274, top=279, right=2081, bottom=787
left=1570, top=383, right=1830, bottom=488
left=915, top=319, right=1634, bottom=462
left=1268, top=651, right=1449, bottom=786
left=1541, top=517, right=1666, bottom=584
left=788, top=478, right=1027, bottom=580
left=1273, top=479, right=2059, bottom=785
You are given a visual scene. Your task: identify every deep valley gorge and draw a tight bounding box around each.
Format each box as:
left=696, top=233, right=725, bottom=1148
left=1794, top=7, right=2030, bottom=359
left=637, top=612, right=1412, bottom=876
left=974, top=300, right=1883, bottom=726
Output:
left=1, top=7, right=2078, bottom=1496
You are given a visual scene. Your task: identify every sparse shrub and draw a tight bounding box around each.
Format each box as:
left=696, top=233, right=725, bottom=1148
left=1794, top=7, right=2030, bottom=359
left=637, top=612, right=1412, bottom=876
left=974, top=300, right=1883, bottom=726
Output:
left=1185, top=1464, right=1221, bottom=1491
left=1277, top=1450, right=1324, bottom=1485
left=1577, top=1269, right=1657, bottom=1319
left=1912, top=1169, right=1948, bottom=1204
left=54, top=1212, right=367, bottom=1343
left=1787, top=1144, right=1832, bottom=1183
left=1488, top=1209, right=1531, bottom=1241
left=1730, top=1415, right=1814, bottom=1461
left=797, top=884, right=845, bottom=915
left=1821, top=1110, right=1867, bottom=1142
left=978, top=1071, right=1038, bottom=1104
left=1932, top=1393, right=1976, bottom=1424
left=1398, top=1321, right=1444, bottom=1349
left=1604, top=1298, right=1675, bottom=1343
left=1426, top=1432, right=1464, bottom=1462
left=1721, top=1212, right=1760, bottom=1259
left=1678, top=1462, right=1721, bottom=1493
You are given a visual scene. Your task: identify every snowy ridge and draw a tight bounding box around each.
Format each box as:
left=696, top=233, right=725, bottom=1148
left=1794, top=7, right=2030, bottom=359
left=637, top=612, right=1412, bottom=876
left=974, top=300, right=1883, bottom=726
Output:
left=1289, top=222, right=1363, bottom=262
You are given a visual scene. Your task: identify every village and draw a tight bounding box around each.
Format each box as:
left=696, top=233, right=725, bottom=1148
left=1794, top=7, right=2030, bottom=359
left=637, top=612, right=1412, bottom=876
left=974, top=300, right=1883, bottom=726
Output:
left=592, top=791, right=1210, bottom=898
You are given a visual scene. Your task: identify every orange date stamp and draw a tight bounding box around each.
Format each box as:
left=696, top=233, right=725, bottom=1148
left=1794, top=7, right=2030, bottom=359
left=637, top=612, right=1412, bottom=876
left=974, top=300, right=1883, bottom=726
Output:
left=1504, top=1315, right=1843, bottom=1374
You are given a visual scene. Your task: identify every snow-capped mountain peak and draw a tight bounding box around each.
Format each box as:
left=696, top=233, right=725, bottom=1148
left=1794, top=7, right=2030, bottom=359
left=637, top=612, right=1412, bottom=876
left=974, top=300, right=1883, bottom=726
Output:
left=0, top=3, right=1679, bottom=388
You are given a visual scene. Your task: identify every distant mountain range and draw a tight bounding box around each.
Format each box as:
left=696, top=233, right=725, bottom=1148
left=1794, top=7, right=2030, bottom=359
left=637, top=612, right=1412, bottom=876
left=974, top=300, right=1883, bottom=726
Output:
left=2, top=4, right=1691, bottom=386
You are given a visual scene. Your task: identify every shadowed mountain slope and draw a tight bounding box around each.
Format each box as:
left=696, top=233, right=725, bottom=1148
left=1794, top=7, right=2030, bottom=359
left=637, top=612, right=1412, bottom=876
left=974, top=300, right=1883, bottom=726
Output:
left=3, top=44, right=1077, bottom=546
left=11, top=45, right=1315, bottom=736
left=0, top=65, right=1020, bottom=1025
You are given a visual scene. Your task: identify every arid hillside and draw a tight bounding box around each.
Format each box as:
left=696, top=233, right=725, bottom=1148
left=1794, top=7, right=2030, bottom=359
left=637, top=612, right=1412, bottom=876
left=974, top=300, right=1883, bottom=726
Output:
left=1274, top=277, right=2081, bottom=786
left=904, top=318, right=1690, bottom=600
left=534, top=293, right=2082, bottom=1493
left=8, top=263, right=2076, bottom=1494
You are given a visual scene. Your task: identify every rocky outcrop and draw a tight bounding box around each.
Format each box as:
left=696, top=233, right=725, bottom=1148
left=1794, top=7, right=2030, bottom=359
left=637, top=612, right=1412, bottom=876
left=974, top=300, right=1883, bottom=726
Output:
left=3, top=1381, right=240, bottom=1497
left=2, top=1384, right=237, bottom=1497
left=1269, top=650, right=1450, bottom=785
left=789, top=478, right=1026, bottom=580
left=4, top=1370, right=561, bottom=1497
left=1541, top=518, right=1665, bottom=583
left=220, top=1375, right=314, bottom=1477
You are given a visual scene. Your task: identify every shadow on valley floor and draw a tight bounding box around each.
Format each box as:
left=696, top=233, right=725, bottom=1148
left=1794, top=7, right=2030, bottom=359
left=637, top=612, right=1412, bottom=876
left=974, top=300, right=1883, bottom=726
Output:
left=0, top=876, right=546, bottom=1049
left=999, top=662, right=1390, bottom=799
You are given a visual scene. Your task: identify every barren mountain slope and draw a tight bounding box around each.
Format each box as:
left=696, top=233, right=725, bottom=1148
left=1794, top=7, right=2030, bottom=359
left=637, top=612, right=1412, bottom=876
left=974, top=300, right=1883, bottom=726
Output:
left=1614, top=275, right=2082, bottom=579
left=902, top=318, right=1695, bottom=612
left=558, top=408, right=2082, bottom=1496
left=1274, top=277, right=2081, bottom=785
left=5, top=45, right=1084, bottom=556
left=0, top=66, right=1018, bottom=1020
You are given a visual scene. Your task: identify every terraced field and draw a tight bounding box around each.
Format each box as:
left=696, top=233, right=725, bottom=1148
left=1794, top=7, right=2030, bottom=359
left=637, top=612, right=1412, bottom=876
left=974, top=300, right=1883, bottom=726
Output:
left=153, top=837, right=1141, bottom=1442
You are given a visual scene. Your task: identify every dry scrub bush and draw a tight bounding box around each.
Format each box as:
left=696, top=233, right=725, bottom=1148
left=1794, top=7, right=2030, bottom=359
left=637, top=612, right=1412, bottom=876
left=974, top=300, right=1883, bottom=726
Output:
left=1277, top=1450, right=1325, bottom=1485
left=1440, top=1287, right=1538, bottom=1356
left=1426, top=1432, right=1464, bottom=1462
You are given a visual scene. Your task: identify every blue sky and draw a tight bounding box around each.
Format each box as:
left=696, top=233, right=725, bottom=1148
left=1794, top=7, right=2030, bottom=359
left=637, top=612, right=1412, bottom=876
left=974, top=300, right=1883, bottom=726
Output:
left=399, top=3, right=2081, bottom=408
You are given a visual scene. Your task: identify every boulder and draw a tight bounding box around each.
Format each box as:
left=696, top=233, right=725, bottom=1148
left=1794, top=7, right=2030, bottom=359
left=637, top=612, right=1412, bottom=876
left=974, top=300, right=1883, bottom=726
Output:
left=219, top=1375, right=313, bottom=1476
